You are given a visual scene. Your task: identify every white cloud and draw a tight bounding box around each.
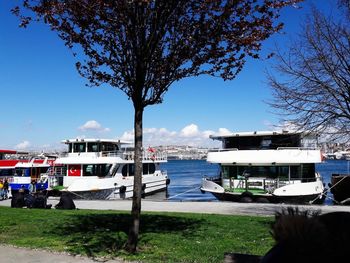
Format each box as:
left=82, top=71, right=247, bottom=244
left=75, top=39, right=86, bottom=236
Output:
left=78, top=120, right=111, bottom=132
left=180, top=124, right=200, bottom=137
left=216, top=128, right=232, bottom=136
left=15, top=140, right=31, bottom=150
left=118, top=124, right=232, bottom=147
left=120, top=130, right=134, bottom=141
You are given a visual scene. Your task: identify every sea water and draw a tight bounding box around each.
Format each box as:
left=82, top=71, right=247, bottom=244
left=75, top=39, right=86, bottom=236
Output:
left=316, top=159, right=350, bottom=205
left=154, top=159, right=350, bottom=204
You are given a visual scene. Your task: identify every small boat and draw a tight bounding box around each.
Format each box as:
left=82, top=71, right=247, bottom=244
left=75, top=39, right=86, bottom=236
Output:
left=200, top=130, right=326, bottom=204
left=329, top=174, right=350, bottom=204
left=0, top=149, right=29, bottom=176
left=1, top=150, right=55, bottom=194
left=47, top=138, right=169, bottom=199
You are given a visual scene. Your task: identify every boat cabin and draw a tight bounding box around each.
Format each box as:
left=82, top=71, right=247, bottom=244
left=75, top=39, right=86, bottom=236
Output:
left=211, top=130, right=318, bottom=150
left=207, top=131, right=322, bottom=192
left=63, top=139, right=125, bottom=154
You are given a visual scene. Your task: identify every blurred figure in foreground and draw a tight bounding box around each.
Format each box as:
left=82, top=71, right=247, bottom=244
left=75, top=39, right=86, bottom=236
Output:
left=261, top=207, right=350, bottom=263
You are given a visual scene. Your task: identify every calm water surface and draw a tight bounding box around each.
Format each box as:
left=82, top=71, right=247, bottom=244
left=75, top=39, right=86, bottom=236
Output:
left=151, top=159, right=350, bottom=204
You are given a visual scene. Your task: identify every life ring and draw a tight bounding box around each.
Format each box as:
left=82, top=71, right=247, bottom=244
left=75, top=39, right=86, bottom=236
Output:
left=119, top=185, right=126, bottom=194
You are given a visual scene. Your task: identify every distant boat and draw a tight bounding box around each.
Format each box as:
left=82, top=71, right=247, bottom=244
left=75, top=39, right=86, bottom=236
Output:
left=0, top=150, right=56, bottom=193
left=0, top=149, right=29, bottom=175
left=47, top=138, right=169, bottom=199
left=0, top=149, right=56, bottom=195
left=201, top=130, right=326, bottom=204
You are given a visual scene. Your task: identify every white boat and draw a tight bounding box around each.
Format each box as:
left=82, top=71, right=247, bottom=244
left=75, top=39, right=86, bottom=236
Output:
left=0, top=149, right=55, bottom=195
left=46, top=138, right=169, bottom=199
left=200, top=130, right=326, bottom=204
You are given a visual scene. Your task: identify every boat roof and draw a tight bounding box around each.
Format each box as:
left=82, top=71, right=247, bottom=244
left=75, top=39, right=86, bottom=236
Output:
left=210, top=130, right=317, bottom=140
left=61, top=138, right=132, bottom=144
left=0, top=149, right=28, bottom=154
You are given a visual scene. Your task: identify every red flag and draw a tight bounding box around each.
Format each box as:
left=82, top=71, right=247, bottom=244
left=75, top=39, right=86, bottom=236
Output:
left=68, top=164, right=81, bottom=176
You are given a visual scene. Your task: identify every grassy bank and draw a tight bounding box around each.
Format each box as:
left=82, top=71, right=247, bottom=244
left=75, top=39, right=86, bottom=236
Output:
left=0, top=206, right=274, bottom=262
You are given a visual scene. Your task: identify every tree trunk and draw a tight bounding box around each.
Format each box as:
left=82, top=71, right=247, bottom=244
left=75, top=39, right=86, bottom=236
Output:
left=126, top=104, right=144, bottom=253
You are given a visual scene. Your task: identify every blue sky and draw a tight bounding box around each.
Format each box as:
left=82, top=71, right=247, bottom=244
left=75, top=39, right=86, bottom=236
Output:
left=0, top=0, right=335, bottom=150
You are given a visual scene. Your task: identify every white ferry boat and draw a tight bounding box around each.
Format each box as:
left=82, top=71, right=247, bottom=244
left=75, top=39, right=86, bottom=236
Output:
left=0, top=150, right=55, bottom=194
left=201, top=130, right=326, bottom=204
left=47, top=138, right=169, bottom=199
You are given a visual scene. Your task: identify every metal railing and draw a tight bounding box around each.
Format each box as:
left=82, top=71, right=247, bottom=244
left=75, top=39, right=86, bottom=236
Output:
left=59, top=149, right=167, bottom=161
left=208, top=147, right=319, bottom=152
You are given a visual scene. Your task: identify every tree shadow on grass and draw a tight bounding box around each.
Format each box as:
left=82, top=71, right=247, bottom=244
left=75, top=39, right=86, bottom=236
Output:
left=52, top=213, right=204, bottom=258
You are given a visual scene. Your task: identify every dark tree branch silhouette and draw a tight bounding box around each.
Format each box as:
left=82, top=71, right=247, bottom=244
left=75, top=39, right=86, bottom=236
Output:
left=268, top=5, right=350, bottom=141
left=13, top=0, right=300, bottom=252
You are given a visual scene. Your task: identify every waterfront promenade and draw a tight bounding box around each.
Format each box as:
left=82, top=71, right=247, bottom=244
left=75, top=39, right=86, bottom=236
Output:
left=1, top=197, right=350, bottom=216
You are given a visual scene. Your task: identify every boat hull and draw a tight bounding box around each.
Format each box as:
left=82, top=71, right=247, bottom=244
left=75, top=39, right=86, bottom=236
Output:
left=201, top=178, right=325, bottom=204
left=49, top=175, right=170, bottom=200
left=209, top=191, right=324, bottom=204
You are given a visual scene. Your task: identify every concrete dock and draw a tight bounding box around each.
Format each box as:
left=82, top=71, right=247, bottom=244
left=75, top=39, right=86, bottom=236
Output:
left=1, top=198, right=350, bottom=216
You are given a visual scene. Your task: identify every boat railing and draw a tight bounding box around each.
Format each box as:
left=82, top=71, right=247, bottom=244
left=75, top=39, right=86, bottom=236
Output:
left=208, top=148, right=238, bottom=152
left=276, top=147, right=319, bottom=150
left=59, top=149, right=167, bottom=161
left=226, top=176, right=317, bottom=193
left=209, top=147, right=319, bottom=152
left=103, top=149, right=167, bottom=161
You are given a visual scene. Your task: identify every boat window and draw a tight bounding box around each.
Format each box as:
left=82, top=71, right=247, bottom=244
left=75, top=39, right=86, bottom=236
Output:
left=261, top=139, right=272, bottom=149
left=68, top=143, right=72, bottom=153
left=73, top=143, right=86, bottom=153
left=222, top=165, right=296, bottom=180
left=142, top=163, right=156, bottom=175
left=121, top=163, right=154, bottom=176
left=143, top=164, right=148, bottom=175
left=300, top=164, right=316, bottom=181
left=290, top=166, right=300, bottom=179
left=222, top=166, right=235, bottom=179
left=83, top=165, right=94, bottom=176
left=15, top=168, right=31, bottom=177
left=15, top=168, right=23, bottom=176
left=101, top=143, right=119, bottom=152
left=87, top=143, right=99, bottom=152
left=223, top=134, right=302, bottom=150
left=122, top=164, right=135, bottom=177
left=149, top=163, right=155, bottom=174
left=0, top=169, right=14, bottom=177
left=82, top=164, right=111, bottom=177
left=122, top=165, right=127, bottom=176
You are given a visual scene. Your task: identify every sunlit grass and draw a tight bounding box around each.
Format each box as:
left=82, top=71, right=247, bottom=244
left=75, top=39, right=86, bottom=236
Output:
left=0, top=206, right=274, bottom=262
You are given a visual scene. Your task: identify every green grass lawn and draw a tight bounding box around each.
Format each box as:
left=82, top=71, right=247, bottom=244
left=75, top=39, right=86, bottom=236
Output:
left=0, top=206, right=274, bottom=263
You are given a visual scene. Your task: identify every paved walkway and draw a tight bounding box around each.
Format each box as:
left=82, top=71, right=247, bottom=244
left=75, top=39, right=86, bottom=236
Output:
left=2, top=197, right=350, bottom=216
left=0, top=245, right=128, bottom=263
left=1, top=198, right=350, bottom=262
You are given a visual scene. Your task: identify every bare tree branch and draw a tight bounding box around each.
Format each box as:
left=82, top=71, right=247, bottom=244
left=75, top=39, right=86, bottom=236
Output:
left=268, top=6, right=350, bottom=141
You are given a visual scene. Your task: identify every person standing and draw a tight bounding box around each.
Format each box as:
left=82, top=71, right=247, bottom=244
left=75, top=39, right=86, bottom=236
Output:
left=28, top=179, right=37, bottom=194
left=3, top=178, right=9, bottom=199
left=0, top=180, right=4, bottom=200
